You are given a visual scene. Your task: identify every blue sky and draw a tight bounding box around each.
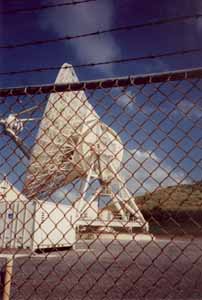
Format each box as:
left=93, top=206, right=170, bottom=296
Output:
left=1, top=0, right=202, bottom=86
left=0, top=0, right=201, bottom=201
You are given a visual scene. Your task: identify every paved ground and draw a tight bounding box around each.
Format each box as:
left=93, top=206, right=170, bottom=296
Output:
left=0, top=237, right=202, bottom=300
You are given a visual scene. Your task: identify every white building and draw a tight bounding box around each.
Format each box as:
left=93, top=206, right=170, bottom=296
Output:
left=0, top=176, right=76, bottom=250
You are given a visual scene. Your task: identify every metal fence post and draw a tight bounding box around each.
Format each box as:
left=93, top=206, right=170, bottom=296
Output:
left=3, top=256, right=14, bottom=300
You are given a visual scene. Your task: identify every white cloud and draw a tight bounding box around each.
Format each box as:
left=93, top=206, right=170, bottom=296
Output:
left=176, top=99, right=202, bottom=120
left=117, top=92, right=136, bottom=112
left=144, top=58, right=170, bottom=73
left=39, top=1, right=120, bottom=75
left=121, top=149, right=189, bottom=195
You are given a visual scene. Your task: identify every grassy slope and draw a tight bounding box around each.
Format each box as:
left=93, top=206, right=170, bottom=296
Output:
left=135, top=182, right=202, bottom=236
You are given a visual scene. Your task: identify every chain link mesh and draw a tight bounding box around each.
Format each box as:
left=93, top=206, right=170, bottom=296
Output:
left=0, top=67, right=201, bottom=299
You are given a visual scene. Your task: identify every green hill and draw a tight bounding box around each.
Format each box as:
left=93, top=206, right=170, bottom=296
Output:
left=135, top=182, right=202, bottom=212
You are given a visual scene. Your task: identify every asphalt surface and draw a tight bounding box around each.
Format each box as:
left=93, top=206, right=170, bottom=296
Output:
left=0, top=237, right=202, bottom=300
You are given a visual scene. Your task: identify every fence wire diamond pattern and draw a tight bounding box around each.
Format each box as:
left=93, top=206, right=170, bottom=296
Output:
left=0, top=66, right=201, bottom=299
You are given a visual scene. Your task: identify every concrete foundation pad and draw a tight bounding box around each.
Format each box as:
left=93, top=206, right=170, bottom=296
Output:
left=98, top=233, right=155, bottom=241
left=133, top=233, right=156, bottom=241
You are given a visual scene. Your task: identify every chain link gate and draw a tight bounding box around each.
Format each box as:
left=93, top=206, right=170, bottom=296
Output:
left=0, top=66, right=201, bottom=299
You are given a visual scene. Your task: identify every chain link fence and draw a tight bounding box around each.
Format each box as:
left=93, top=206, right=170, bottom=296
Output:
left=0, top=66, right=201, bottom=299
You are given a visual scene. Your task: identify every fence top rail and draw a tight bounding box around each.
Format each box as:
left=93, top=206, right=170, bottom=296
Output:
left=0, top=67, right=202, bottom=97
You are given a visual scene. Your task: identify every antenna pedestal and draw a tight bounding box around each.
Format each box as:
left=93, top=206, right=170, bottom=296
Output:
left=76, top=175, right=149, bottom=234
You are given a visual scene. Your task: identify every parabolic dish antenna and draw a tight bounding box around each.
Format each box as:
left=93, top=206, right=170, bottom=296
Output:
left=0, top=63, right=148, bottom=231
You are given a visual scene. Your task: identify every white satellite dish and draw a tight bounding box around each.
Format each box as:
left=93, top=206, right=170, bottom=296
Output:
left=0, top=63, right=148, bottom=231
